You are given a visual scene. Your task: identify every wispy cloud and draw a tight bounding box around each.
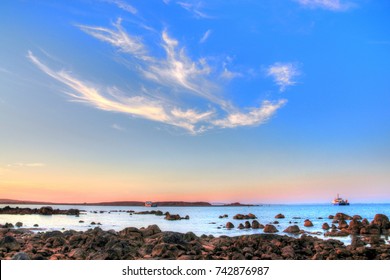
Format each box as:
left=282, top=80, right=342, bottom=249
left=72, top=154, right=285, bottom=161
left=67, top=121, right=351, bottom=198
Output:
left=295, top=0, right=354, bottom=11
left=103, top=0, right=137, bottom=14
left=266, top=63, right=300, bottom=92
left=199, top=29, right=212, bottom=43
left=29, top=19, right=292, bottom=134
left=7, top=163, right=46, bottom=168
left=111, top=123, right=125, bottom=131
left=177, top=1, right=211, bottom=19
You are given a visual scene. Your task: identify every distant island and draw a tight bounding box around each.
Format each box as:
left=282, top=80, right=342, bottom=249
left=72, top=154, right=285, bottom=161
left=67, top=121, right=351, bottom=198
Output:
left=0, top=198, right=257, bottom=207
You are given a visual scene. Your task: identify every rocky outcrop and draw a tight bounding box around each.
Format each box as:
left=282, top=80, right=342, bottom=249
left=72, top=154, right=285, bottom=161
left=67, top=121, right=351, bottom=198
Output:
left=283, top=225, right=300, bottom=234
left=233, top=213, right=257, bottom=220
left=0, top=206, right=80, bottom=216
left=263, top=224, right=278, bottom=233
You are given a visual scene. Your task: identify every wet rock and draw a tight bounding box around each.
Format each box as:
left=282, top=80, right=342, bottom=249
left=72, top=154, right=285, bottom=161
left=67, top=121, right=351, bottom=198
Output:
left=275, top=213, right=285, bottom=219
left=328, top=215, right=334, bottom=219
left=273, top=221, right=279, bottom=224
left=79, top=220, right=84, bottom=223
left=39, top=206, right=54, bottom=215
left=281, top=245, right=295, bottom=259
left=233, top=213, right=257, bottom=220
left=338, top=220, right=348, bottom=229
left=238, top=223, right=244, bottom=229
left=12, top=252, right=30, bottom=260
left=348, top=219, right=363, bottom=234
left=352, top=215, right=362, bottom=220
left=304, top=219, right=313, bottom=227
left=324, top=230, right=350, bottom=237
left=226, top=222, right=234, bottom=229
left=360, top=225, right=380, bottom=235
left=334, top=213, right=352, bottom=221
left=15, top=222, right=23, bottom=228
left=283, top=225, right=300, bottom=234
left=244, top=221, right=251, bottom=229
left=33, top=224, right=39, bottom=227
left=251, top=220, right=260, bottom=229
left=322, top=223, right=330, bottom=230
left=371, top=214, right=389, bottom=229
left=43, top=231, right=64, bottom=239
left=219, top=214, right=228, bottom=219
left=263, top=224, right=278, bottom=233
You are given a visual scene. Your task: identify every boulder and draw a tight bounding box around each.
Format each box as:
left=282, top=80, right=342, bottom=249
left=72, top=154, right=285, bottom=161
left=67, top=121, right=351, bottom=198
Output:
left=348, top=219, right=363, bottom=234
left=251, top=220, right=260, bottom=229
left=352, top=215, right=362, bottom=220
left=334, top=213, right=352, bottom=221
left=281, top=245, right=296, bottom=259
left=244, top=221, right=251, bottom=229
left=263, top=224, right=278, bottom=233
left=275, top=213, right=285, bottom=219
left=322, top=223, right=330, bottom=230
left=371, top=214, right=389, bottom=229
left=39, top=206, right=54, bottom=215
left=338, top=220, right=348, bottom=229
left=328, top=215, right=334, bottom=219
left=0, top=236, right=21, bottom=251
left=238, top=223, right=244, bottom=229
left=15, top=222, right=23, bottom=227
left=141, top=224, right=161, bottom=237
left=304, top=219, right=313, bottom=227
left=233, top=213, right=257, bottom=220
left=12, top=252, right=30, bottom=260
left=283, top=225, right=300, bottom=234
left=226, top=222, right=234, bottom=229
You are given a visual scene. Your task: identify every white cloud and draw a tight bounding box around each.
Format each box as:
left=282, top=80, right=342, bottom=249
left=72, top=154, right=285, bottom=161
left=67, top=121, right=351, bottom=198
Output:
left=177, top=1, right=211, bottom=19
left=29, top=20, right=293, bottom=134
left=7, top=163, right=46, bottom=168
left=103, top=0, right=137, bottom=14
left=111, top=123, right=125, bottom=131
left=266, top=62, right=300, bottom=92
left=199, top=29, right=212, bottom=43
left=295, top=0, right=354, bottom=11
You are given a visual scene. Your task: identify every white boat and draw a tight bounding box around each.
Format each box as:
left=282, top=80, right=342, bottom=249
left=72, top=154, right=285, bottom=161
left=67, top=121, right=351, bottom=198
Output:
left=144, top=201, right=157, bottom=207
left=332, top=194, right=350, bottom=206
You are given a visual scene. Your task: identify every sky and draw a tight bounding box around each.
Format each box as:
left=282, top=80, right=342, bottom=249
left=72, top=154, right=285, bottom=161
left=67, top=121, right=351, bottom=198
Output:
left=0, top=0, right=389, bottom=204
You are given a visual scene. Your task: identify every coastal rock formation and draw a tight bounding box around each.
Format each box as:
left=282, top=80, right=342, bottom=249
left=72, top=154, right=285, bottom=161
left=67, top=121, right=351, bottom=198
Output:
left=1, top=227, right=389, bottom=260
left=134, top=210, right=164, bottom=216
left=304, top=220, right=313, bottom=227
left=226, top=222, right=234, bottom=229
left=164, top=212, right=189, bottom=221
left=334, top=213, right=352, bottom=221
left=238, top=223, right=244, bottom=229
left=233, top=213, right=257, bottom=220
left=263, top=224, right=278, bottom=233
left=283, top=225, right=300, bottom=234
left=0, top=206, right=80, bottom=216
left=219, top=214, right=228, bottom=219
left=322, top=223, right=330, bottom=230
left=251, top=220, right=261, bottom=229
left=371, top=214, right=389, bottom=229
left=275, top=213, right=285, bottom=219
left=15, top=222, right=23, bottom=228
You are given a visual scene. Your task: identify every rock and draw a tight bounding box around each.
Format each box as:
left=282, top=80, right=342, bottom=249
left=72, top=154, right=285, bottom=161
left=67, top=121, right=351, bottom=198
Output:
left=352, top=215, right=362, bottom=220
left=348, top=219, right=363, bottom=234
left=79, top=220, right=84, bottom=223
left=33, top=224, right=39, bottom=227
left=244, top=221, right=251, bottom=229
left=324, top=230, right=350, bottom=237
left=15, top=222, right=23, bottom=227
left=12, top=252, right=30, bottom=260
left=334, top=213, right=352, bottom=221
left=141, top=225, right=161, bottom=237
left=43, top=231, right=64, bottom=239
left=233, top=213, right=257, bottom=220
left=360, top=225, right=380, bottom=235
left=226, top=222, right=234, bottom=229
left=283, top=225, right=300, bottom=234
left=238, top=223, right=244, bottom=229
left=39, top=206, right=54, bottom=215
left=304, top=219, right=313, bottom=227
left=361, top=218, right=369, bottom=226
left=66, top=209, right=80, bottom=216
left=281, top=245, right=295, bottom=259
left=165, top=213, right=181, bottom=221
left=160, top=232, right=186, bottom=245
left=119, top=227, right=143, bottom=241
left=0, top=236, right=21, bottom=251
left=91, top=222, right=96, bottom=225
left=322, top=223, right=330, bottom=230
left=273, top=221, right=279, bottom=224
left=371, top=214, right=389, bottom=229
left=328, top=215, right=334, bottom=219
left=338, top=220, right=348, bottom=229
left=275, top=213, right=285, bottom=219
left=184, top=215, right=190, bottom=220
left=252, top=220, right=260, bottom=229
left=263, top=224, right=278, bottom=233
left=351, top=236, right=366, bottom=248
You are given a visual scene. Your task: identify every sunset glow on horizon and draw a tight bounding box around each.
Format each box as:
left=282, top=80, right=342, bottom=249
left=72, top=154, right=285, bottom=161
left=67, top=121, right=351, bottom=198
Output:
left=1, top=0, right=389, bottom=204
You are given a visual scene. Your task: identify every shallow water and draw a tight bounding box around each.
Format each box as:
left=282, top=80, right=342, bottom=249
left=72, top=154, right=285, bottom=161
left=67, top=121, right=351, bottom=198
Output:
left=1, top=203, right=389, bottom=244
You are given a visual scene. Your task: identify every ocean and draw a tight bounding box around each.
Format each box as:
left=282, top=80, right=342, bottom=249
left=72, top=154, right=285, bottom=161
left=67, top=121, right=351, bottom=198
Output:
left=1, top=203, right=389, bottom=244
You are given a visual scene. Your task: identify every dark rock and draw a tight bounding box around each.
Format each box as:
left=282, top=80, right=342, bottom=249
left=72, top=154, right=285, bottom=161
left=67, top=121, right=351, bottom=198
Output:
left=141, top=225, right=161, bottom=237
left=352, top=215, right=362, bottom=220
left=275, top=213, right=285, bottom=219
left=244, top=221, right=251, bottom=229
left=263, top=224, right=278, bottom=233
left=233, top=213, right=257, bottom=220
left=371, top=214, right=389, bottom=229
left=226, top=222, right=234, bottom=229
left=33, top=224, right=39, bottom=227
left=283, top=225, right=300, bottom=234
left=338, top=220, right=348, bottom=229
left=252, top=220, right=260, bottom=229
left=322, top=223, right=330, bottom=230
left=304, top=219, right=313, bottom=227
left=281, top=245, right=295, bottom=259
left=79, top=220, right=84, bottom=223
left=334, top=213, right=352, bottom=221
left=12, top=252, right=30, bottom=260
left=238, top=223, right=244, bottom=229
left=43, top=231, right=64, bottom=239
left=15, top=222, right=23, bottom=227
left=39, top=206, right=54, bottom=215
left=328, top=215, right=334, bottom=219
left=0, top=236, right=20, bottom=251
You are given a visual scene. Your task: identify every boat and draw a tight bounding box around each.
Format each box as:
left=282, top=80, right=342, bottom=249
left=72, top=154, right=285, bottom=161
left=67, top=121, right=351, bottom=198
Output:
left=332, top=194, right=350, bottom=206
left=144, top=201, right=157, bottom=207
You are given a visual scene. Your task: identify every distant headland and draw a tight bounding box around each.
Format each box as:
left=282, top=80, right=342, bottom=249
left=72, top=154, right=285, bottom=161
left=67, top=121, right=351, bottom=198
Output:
left=0, top=198, right=257, bottom=207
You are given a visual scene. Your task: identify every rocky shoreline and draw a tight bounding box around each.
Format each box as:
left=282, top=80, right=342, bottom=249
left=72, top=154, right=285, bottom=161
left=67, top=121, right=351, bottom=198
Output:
left=1, top=224, right=389, bottom=260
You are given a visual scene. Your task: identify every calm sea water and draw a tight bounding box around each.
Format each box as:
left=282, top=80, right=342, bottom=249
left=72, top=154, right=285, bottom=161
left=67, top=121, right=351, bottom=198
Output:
left=1, top=204, right=389, bottom=244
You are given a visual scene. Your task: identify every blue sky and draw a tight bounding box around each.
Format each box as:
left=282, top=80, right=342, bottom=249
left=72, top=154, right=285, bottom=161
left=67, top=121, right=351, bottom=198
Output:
left=0, top=0, right=389, bottom=203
